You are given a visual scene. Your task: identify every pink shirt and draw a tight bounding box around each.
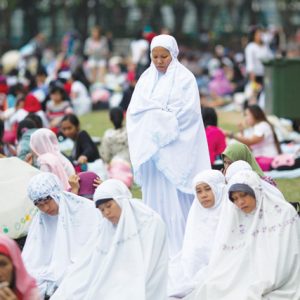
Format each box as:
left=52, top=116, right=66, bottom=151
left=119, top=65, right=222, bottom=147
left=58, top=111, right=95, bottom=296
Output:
left=205, top=126, right=226, bottom=164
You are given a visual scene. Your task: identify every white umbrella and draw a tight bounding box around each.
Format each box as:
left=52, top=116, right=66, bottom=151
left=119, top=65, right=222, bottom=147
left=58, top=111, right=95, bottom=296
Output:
left=0, top=157, right=40, bottom=239
left=1, top=50, right=21, bottom=74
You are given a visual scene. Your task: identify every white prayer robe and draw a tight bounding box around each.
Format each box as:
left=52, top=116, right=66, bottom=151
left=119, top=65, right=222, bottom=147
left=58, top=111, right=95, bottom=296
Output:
left=168, top=170, right=226, bottom=298
left=184, top=170, right=300, bottom=300
left=51, top=179, right=168, bottom=300
left=127, top=34, right=210, bottom=255
left=22, top=172, right=101, bottom=297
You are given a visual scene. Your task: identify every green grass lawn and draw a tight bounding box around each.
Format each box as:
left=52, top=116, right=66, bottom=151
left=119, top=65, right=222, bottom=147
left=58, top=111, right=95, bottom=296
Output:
left=80, top=110, right=300, bottom=202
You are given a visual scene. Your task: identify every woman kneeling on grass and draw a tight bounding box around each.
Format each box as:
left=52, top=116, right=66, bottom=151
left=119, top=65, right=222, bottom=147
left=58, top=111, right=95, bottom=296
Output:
left=22, top=172, right=100, bottom=298
left=52, top=179, right=168, bottom=300
left=184, top=170, right=300, bottom=300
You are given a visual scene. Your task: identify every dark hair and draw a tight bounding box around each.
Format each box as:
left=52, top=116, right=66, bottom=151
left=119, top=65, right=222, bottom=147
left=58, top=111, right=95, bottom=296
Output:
left=36, top=66, right=48, bottom=77
left=228, top=183, right=256, bottom=202
left=16, top=119, right=37, bottom=140
left=109, top=107, right=123, bottom=129
left=0, top=119, right=4, bottom=141
left=61, top=114, right=80, bottom=128
left=26, top=113, right=43, bottom=128
left=50, top=85, right=66, bottom=96
left=246, top=104, right=282, bottom=154
left=201, top=106, right=218, bottom=127
left=71, top=68, right=89, bottom=89
left=248, top=25, right=262, bottom=43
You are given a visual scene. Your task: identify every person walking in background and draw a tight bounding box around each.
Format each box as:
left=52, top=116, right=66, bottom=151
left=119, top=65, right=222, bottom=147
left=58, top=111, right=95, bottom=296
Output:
left=245, top=26, right=273, bottom=103
left=84, top=26, right=109, bottom=83
left=127, top=34, right=210, bottom=256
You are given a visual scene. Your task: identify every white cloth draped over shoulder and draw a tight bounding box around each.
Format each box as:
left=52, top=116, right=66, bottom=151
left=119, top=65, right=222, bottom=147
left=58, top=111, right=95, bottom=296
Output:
left=126, top=34, right=210, bottom=256
left=184, top=170, right=300, bottom=300
left=22, top=172, right=101, bottom=297
left=127, top=34, right=210, bottom=193
left=168, top=170, right=226, bottom=298
left=51, top=179, right=168, bottom=300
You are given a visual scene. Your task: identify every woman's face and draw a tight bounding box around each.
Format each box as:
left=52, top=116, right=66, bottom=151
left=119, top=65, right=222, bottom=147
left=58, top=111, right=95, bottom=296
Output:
left=151, top=47, right=172, bottom=73
left=231, top=191, right=256, bottom=213
left=35, top=197, right=59, bottom=216
left=98, top=200, right=122, bottom=225
left=0, top=254, right=13, bottom=285
left=61, top=120, right=78, bottom=140
left=195, top=183, right=215, bottom=208
left=254, top=30, right=262, bottom=44
left=244, top=109, right=256, bottom=126
left=91, top=28, right=100, bottom=39
left=223, top=156, right=233, bottom=173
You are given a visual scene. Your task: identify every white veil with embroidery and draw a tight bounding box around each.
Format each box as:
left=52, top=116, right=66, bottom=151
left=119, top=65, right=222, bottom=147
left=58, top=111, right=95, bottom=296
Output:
left=185, top=170, right=300, bottom=300
left=51, top=179, right=168, bottom=300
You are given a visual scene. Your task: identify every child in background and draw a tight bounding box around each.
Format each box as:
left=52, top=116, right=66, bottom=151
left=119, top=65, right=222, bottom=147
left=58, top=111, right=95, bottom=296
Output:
left=100, top=107, right=132, bottom=187
left=201, top=106, right=226, bottom=168
left=46, top=85, right=72, bottom=130
left=60, top=114, right=100, bottom=165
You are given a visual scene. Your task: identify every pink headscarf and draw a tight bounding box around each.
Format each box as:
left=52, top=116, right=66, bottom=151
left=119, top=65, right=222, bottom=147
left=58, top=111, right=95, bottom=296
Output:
left=0, top=234, right=37, bottom=300
left=30, top=128, right=75, bottom=190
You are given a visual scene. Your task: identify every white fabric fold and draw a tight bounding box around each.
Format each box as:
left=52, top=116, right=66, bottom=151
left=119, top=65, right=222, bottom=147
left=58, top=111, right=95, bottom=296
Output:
left=185, top=170, right=300, bottom=300
left=168, top=170, right=226, bottom=298
left=51, top=179, right=168, bottom=300
left=22, top=172, right=101, bottom=297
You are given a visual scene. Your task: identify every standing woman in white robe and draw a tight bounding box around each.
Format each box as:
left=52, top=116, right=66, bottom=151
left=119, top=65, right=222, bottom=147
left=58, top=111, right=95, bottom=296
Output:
left=126, top=34, right=210, bottom=256
left=22, top=172, right=101, bottom=298
left=184, top=170, right=300, bottom=300
left=51, top=179, right=168, bottom=300
left=168, top=170, right=226, bottom=298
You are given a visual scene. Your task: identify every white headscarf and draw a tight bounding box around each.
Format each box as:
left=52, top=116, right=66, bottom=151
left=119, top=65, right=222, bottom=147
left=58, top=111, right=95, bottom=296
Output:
left=22, top=172, right=100, bottom=296
left=185, top=170, right=300, bottom=300
left=168, top=170, right=226, bottom=297
left=225, top=160, right=284, bottom=199
left=150, top=34, right=179, bottom=59
left=51, top=179, right=168, bottom=300
left=127, top=34, right=210, bottom=193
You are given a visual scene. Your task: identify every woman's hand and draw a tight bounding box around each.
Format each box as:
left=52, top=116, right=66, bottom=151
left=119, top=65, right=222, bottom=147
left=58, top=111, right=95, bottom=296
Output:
left=68, top=174, right=80, bottom=194
left=224, top=130, right=235, bottom=139
left=93, top=177, right=102, bottom=187
left=77, top=155, right=88, bottom=164
left=0, top=284, right=18, bottom=300
left=25, top=153, right=33, bottom=165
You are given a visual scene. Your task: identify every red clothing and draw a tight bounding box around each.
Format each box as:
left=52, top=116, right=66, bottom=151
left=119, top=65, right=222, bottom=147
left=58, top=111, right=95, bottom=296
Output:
left=205, top=126, right=226, bottom=164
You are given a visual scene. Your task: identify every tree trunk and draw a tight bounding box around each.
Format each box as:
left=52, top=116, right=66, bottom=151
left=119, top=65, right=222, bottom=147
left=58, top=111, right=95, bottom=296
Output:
left=190, top=0, right=205, bottom=31
left=173, top=0, right=187, bottom=36
left=49, top=1, right=57, bottom=41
